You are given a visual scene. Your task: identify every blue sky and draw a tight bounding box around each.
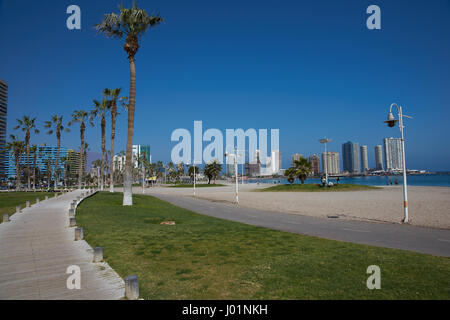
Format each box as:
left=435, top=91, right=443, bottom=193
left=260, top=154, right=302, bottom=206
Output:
left=0, top=0, right=449, bottom=170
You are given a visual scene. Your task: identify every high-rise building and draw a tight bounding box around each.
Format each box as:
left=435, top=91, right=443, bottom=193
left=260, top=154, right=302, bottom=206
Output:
left=360, top=145, right=369, bottom=172
left=113, top=154, right=126, bottom=172
left=321, top=152, right=340, bottom=175
left=248, top=149, right=261, bottom=176
left=309, top=154, right=320, bottom=175
left=0, top=79, right=7, bottom=179
left=132, top=145, right=151, bottom=167
left=67, top=149, right=86, bottom=177
left=8, top=145, right=67, bottom=180
left=291, top=153, right=303, bottom=167
left=374, top=145, right=384, bottom=171
left=383, top=138, right=403, bottom=171
left=342, top=141, right=360, bottom=173
left=271, top=150, right=281, bottom=175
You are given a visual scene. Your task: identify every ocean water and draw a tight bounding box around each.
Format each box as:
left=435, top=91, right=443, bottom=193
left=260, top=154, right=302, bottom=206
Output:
left=247, top=174, right=450, bottom=187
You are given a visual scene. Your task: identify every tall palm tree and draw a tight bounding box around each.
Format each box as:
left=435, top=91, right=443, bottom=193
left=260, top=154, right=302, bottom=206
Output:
left=92, top=159, right=102, bottom=187
left=294, top=157, right=312, bottom=184
left=103, top=88, right=126, bottom=193
left=91, top=97, right=110, bottom=190
left=6, top=135, right=25, bottom=189
left=96, top=3, right=164, bottom=206
left=30, top=145, right=38, bottom=189
left=44, top=115, right=70, bottom=188
left=69, top=110, right=94, bottom=189
left=83, top=142, right=90, bottom=176
left=60, top=156, right=68, bottom=188
left=14, top=116, right=39, bottom=189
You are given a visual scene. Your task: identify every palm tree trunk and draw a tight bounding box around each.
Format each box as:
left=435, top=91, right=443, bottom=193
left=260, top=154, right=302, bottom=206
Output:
left=15, top=154, right=20, bottom=189
left=55, top=131, right=60, bottom=188
left=33, top=155, right=36, bottom=190
left=123, top=56, right=136, bottom=206
left=101, top=116, right=106, bottom=191
left=79, top=124, right=85, bottom=189
left=26, top=132, right=30, bottom=190
left=110, top=106, right=116, bottom=193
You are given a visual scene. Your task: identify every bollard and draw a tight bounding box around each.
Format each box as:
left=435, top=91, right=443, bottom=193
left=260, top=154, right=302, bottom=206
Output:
left=3, top=214, right=9, bottom=223
left=125, top=275, right=139, bottom=300
left=74, top=227, right=83, bottom=241
left=36, top=198, right=40, bottom=204
left=69, top=217, right=77, bottom=227
left=69, top=209, right=75, bottom=217
left=16, top=205, right=21, bottom=214
left=26, top=200, right=30, bottom=208
left=93, top=247, right=103, bottom=262
left=45, top=196, right=49, bottom=200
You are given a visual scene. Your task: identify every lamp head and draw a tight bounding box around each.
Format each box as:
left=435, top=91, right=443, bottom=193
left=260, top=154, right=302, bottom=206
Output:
left=384, top=112, right=398, bottom=128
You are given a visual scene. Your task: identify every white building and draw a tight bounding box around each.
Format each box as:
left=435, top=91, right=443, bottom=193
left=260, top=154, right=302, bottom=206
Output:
left=374, top=145, right=384, bottom=171
left=383, top=138, right=403, bottom=171
left=132, top=145, right=151, bottom=168
left=113, top=154, right=126, bottom=172
left=360, top=145, right=369, bottom=172
left=259, top=150, right=281, bottom=176
left=322, top=152, right=340, bottom=175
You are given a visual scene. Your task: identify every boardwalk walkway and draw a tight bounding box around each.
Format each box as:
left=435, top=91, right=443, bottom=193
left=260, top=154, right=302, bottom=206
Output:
left=0, top=190, right=124, bottom=300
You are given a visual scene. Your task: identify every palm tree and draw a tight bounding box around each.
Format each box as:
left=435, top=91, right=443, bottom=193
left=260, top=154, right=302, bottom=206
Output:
left=30, top=145, right=38, bottom=189
left=166, top=162, right=176, bottom=182
left=293, top=157, right=312, bottom=184
left=284, top=167, right=296, bottom=184
left=14, top=116, right=39, bottom=189
left=188, top=165, right=199, bottom=182
left=91, top=97, right=110, bottom=190
left=155, top=160, right=164, bottom=181
left=103, top=88, right=127, bottom=193
left=44, top=115, right=70, bottom=188
left=92, top=159, right=102, bottom=187
left=6, top=135, right=25, bottom=189
left=204, top=160, right=222, bottom=184
left=69, top=110, right=94, bottom=189
left=176, top=162, right=185, bottom=181
left=60, top=156, right=69, bottom=188
left=96, top=3, right=164, bottom=206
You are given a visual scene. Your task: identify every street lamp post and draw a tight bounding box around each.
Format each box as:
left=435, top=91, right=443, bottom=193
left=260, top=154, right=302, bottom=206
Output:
left=193, top=163, right=196, bottom=196
left=225, top=148, right=244, bottom=204
left=385, top=103, right=412, bottom=223
left=319, top=138, right=332, bottom=185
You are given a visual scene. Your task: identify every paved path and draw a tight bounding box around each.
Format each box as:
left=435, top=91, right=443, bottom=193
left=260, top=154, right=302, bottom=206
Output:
left=0, top=190, right=124, bottom=300
left=149, top=192, right=450, bottom=257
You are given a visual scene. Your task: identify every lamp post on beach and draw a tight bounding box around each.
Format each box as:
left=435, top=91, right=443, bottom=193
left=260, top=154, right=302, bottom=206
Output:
left=224, top=148, right=245, bottom=204
left=384, top=103, right=412, bottom=223
left=319, top=138, right=332, bottom=185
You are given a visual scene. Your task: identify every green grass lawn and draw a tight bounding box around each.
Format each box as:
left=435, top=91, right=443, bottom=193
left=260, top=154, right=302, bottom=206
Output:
left=0, top=191, right=53, bottom=222
left=259, top=183, right=380, bottom=192
left=168, top=183, right=226, bottom=188
left=76, top=192, right=450, bottom=300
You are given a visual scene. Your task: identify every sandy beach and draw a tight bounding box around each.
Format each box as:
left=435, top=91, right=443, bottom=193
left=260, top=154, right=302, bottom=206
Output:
left=142, top=184, right=450, bottom=229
